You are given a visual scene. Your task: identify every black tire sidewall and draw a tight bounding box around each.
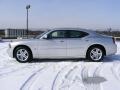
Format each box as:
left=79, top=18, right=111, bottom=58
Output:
left=14, top=47, right=32, bottom=63
left=87, top=47, right=104, bottom=62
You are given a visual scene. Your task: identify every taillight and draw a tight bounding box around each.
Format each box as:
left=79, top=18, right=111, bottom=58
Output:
left=112, top=37, right=115, bottom=44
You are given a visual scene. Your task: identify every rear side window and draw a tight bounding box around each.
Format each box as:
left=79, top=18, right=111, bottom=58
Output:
left=68, top=30, right=89, bottom=38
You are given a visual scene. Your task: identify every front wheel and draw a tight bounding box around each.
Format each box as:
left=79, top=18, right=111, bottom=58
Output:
left=14, top=47, right=32, bottom=63
left=86, top=47, right=104, bottom=62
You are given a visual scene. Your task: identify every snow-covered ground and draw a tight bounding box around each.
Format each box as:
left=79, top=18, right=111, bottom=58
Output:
left=0, top=42, right=120, bottom=90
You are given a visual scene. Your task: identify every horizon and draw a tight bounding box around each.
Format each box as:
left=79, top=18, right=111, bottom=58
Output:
left=0, top=27, right=120, bottom=32
left=0, top=0, right=120, bottom=30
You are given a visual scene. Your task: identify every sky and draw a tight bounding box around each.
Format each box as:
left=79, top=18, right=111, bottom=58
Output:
left=0, top=0, right=120, bottom=30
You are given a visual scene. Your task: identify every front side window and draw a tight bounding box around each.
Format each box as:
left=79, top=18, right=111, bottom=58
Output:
left=68, top=30, right=88, bottom=38
left=49, top=30, right=67, bottom=38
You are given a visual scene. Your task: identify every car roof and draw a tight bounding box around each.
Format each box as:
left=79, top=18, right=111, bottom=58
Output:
left=50, top=28, right=96, bottom=35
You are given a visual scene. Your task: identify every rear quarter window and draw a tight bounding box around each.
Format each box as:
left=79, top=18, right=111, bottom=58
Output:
left=68, top=30, right=89, bottom=38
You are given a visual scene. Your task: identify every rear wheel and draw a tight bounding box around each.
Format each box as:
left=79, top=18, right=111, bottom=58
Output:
left=14, top=47, right=32, bottom=63
left=87, top=47, right=104, bottom=62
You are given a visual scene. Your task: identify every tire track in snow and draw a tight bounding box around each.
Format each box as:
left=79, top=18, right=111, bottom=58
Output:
left=20, top=62, right=73, bottom=90
left=53, top=66, right=78, bottom=90
left=58, top=65, right=85, bottom=90
left=20, top=66, right=46, bottom=90
left=20, top=65, right=49, bottom=90
left=81, top=63, right=106, bottom=90
left=52, top=63, right=105, bottom=90
left=0, top=64, right=41, bottom=77
left=92, top=63, right=106, bottom=90
left=52, top=62, right=85, bottom=90
left=51, top=64, right=74, bottom=90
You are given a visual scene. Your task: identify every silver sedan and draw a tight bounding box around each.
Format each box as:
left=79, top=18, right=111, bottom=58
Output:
left=7, top=29, right=117, bottom=63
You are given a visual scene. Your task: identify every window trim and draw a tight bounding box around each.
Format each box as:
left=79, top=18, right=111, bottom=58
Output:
left=47, top=30, right=89, bottom=39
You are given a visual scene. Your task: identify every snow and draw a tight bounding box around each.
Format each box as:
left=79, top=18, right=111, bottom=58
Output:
left=0, top=41, right=120, bottom=90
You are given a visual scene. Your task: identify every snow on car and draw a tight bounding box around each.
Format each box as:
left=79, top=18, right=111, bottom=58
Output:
left=7, top=29, right=117, bottom=63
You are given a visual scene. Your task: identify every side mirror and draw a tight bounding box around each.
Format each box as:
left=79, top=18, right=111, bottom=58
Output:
left=42, top=35, right=48, bottom=39
left=43, top=34, right=52, bottom=39
left=42, top=34, right=52, bottom=39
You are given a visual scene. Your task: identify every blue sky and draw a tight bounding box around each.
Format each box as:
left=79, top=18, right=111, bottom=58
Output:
left=0, top=0, right=120, bottom=29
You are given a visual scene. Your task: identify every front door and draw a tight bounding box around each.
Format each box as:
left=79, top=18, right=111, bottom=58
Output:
left=37, top=30, right=67, bottom=58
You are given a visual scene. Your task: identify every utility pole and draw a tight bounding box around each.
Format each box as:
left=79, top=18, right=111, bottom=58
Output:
left=26, top=5, right=31, bottom=38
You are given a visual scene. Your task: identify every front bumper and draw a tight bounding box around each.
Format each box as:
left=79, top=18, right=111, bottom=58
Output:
left=7, top=47, right=14, bottom=58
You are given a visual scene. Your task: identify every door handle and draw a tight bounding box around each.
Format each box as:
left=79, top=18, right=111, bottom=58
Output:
left=60, top=40, right=64, bottom=42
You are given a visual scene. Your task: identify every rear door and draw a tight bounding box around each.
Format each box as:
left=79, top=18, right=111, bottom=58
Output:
left=67, top=30, right=89, bottom=57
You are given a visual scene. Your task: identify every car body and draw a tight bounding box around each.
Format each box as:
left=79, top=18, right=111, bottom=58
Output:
left=7, top=28, right=117, bottom=62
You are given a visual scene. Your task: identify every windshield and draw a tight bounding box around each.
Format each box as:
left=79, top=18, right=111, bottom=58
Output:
left=35, top=30, right=49, bottom=39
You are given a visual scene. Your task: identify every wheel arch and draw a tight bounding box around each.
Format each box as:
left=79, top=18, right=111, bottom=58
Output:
left=13, top=45, right=33, bottom=58
left=86, top=44, right=106, bottom=57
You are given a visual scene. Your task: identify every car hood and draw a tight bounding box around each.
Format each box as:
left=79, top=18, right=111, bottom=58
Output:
left=9, top=39, right=39, bottom=46
left=10, top=38, right=37, bottom=42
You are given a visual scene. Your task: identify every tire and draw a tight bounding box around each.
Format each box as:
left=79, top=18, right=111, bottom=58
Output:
left=14, top=47, right=32, bottom=63
left=86, top=47, right=104, bottom=62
